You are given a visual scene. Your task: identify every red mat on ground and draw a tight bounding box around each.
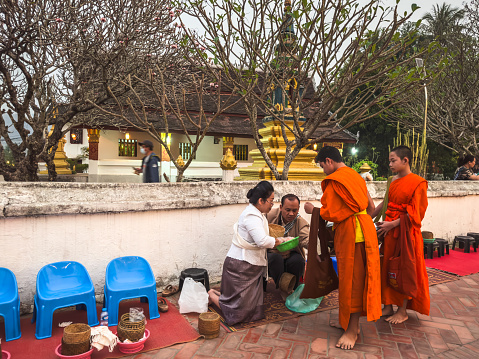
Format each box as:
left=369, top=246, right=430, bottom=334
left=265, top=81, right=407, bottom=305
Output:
left=426, top=248, right=479, bottom=276
left=1, top=298, right=199, bottom=359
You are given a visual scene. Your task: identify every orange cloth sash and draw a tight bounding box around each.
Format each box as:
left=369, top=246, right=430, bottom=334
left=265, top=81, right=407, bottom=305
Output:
left=380, top=173, right=430, bottom=315
left=320, top=167, right=382, bottom=330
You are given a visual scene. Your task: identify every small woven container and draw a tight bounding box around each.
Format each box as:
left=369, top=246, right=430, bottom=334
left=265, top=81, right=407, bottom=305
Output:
left=269, top=224, right=285, bottom=238
left=61, top=323, right=91, bottom=355
left=278, top=272, right=296, bottom=293
left=117, top=313, right=145, bottom=343
left=63, top=323, right=91, bottom=344
left=61, top=338, right=91, bottom=356
left=198, top=312, right=220, bottom=339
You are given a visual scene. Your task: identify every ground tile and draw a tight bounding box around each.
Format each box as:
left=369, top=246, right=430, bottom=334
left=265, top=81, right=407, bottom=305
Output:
left=396, top=342, right=419, bottom=359
left=290, top=343, right=309, bottom=359
left=174, top=343, right=201, bottom=359
left=263, top=323, right=282, bottom=337
left=238, top=343, right=273, bottom=355
left=215, top=349, right=253, bottom=358
left=310, top=337, right=328, bottom=355
left=257, top=337, right=293, bottom=349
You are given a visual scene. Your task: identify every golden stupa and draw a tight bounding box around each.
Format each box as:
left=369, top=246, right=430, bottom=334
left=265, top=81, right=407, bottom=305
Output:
left=238, top=0, right=324, bottom=181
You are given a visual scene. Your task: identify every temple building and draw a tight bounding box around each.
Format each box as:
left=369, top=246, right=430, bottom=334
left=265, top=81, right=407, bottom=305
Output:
left=53, top=1, right=357, bottom=182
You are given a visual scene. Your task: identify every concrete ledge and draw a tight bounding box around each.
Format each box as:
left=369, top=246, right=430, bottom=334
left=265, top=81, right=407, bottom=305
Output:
left=1, top=180, right=479, bottom=217
left=1, top=179, right=479, bottom=307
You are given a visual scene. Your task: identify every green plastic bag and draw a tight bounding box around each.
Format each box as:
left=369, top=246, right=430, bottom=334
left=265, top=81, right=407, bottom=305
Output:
left=285, top=284, right=323, bottom=313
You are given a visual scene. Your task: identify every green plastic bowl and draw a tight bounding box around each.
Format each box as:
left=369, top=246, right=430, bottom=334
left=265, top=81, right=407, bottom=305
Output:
left=423, top=238, right=435, bottom=243
left=276, top=237, right=299, bottom=252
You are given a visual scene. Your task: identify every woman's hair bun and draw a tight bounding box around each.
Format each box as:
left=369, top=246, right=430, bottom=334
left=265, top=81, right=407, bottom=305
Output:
left=247, top=181, right=274, bottom=204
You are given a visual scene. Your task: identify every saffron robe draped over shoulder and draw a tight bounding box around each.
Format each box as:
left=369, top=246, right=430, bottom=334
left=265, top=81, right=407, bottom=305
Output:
left=381, top=173, right=429, bottom=315
left=320, top=167, right=382, bottom=330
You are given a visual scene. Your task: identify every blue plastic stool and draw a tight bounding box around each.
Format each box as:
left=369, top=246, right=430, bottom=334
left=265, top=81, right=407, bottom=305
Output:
left=104, top=256, right=160, bottom=326
left=0, top=268, right=21, bottom=341
left=331, top=256, right=338, bottom=275
left=32, top=261, right=99, bottom=339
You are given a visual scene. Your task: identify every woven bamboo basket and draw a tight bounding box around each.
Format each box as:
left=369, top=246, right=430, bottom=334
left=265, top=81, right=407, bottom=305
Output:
left=61, top=338, right=91, bottom=356
left=62, top=323, right=91, bottom=344
left=198, top=312, right=220, bottom=339
left=268, top=223, right=285, bottom=238
left=278, top=272, right=296, bottom=293
left=117, top=313, right=145, bottom=343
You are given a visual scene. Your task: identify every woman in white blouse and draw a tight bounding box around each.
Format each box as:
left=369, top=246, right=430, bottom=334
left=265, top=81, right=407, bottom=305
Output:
left=208, top=181, right=283, bottom=325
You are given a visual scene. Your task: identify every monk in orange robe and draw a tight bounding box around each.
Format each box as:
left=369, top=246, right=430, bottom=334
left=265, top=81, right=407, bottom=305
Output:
left=374, top=146, right=429, bottom=324
left=305, top=146, right=381, bottom=350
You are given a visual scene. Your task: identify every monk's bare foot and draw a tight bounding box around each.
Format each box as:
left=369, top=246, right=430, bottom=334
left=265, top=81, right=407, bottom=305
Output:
left=329, top=320, right=342, bottom=330
left=385, top=311, right=408, bottom=324
left=336, top=331, right=358, bottom=350
left=382, top=305, right=394, bottom=317
left=330, top=321, right=360, bottom=334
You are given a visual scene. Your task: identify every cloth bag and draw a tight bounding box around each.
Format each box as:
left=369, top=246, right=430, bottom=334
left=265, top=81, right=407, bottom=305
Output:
left=300, top=207, right=339, bottom=299
left=178, top=277, right=209, bottom=313
left=387, top=214, right=418, bottom=297
left=285, top=284, right=323, bottom=313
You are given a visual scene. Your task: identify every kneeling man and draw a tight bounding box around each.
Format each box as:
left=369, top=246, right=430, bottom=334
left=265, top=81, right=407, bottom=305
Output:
left=267, top=194, right=310, bottom=290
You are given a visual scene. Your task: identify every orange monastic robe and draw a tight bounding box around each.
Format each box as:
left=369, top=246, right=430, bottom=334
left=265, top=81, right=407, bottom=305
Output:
left=321, top=167, right=382, bottom=330
left=381, top=173, right=430, bottom=315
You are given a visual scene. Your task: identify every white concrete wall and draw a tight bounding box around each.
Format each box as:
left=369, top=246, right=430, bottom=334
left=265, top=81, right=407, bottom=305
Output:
left=1, top=180, right=478, bottom=308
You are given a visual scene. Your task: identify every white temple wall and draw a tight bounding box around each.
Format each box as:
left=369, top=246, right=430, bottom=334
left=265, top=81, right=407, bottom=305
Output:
left=1, top=180, right=478, bottom=308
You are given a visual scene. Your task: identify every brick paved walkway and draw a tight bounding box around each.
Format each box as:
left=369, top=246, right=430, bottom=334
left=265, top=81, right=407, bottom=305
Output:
left=124, top=273, right=479, bottom=359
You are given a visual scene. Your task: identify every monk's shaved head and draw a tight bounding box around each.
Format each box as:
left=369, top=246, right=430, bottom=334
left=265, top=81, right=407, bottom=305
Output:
left=317, top=146, right=343, bottom=163
left=391, top=146, right=412, bottom=164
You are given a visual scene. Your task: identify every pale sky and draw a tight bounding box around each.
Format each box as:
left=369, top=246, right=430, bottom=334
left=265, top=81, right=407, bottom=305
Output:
left=391, top=0, right=463, bottom=22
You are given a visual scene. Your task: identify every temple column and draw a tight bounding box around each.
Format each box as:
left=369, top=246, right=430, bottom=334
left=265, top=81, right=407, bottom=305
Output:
left=87, top=129, right=100, bottom=182
left=160, top=133, right=171, bottom=182
left=223, top=136, right=234, bottom=155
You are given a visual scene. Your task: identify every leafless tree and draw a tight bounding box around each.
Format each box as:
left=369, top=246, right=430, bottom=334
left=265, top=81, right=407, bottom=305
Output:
left=88, top=64, right=243, bottom=182
left=390, top=1, right=479, bottom=157
left=0, top=0, right=183, bottom=181
left=177, top=0, right=437, bottom=179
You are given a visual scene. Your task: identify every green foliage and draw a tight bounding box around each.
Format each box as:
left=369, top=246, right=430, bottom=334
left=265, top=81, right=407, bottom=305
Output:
left=66, top=147, right=89, bottom=174
left=4, top=145, right=15, bottom=166
left=352, top=160, right=379, bottom=179
left=426, top=141, right=457, bottom=180
left=392, top=123, right=428, bottom=178
left=376, top=176, right=388, bottom=181
left=347, top=117, right=397, bottom=177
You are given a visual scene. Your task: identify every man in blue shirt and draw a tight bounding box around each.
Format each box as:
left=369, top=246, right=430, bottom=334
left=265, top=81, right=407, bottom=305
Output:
left=134, top=140, right=160, bottom=183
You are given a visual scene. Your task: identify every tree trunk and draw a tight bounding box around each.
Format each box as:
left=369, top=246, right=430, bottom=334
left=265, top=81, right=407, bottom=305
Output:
left=176, top=168, right=185, bottom=182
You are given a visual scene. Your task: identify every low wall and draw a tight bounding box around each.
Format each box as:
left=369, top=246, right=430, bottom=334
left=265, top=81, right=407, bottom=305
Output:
left=1, top=180, right=478, bottom=309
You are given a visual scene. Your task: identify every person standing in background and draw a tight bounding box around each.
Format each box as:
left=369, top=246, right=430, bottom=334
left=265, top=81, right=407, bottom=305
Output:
left=134, top=140, right=160, bottom=183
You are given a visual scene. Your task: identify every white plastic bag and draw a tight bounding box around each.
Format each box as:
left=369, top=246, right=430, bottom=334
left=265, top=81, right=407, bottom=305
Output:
left=178, top=277, right=209, bottom=314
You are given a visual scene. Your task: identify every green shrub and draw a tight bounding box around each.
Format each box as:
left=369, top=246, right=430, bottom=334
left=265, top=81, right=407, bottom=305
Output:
left=375, top=176, right=387, bottom=181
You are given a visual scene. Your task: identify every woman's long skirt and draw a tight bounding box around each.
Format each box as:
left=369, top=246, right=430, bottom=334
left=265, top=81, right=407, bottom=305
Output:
left=219, top=256, right=265, bottom=326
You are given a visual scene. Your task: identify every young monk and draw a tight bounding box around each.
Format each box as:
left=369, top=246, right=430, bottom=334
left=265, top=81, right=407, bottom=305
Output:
left=373, top=146, right=429, bottom=324
left=304, top=146, right=381, bottom=350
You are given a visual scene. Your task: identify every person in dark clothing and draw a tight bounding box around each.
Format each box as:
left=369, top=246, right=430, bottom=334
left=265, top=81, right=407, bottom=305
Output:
left=454, top=154, right=479, bottom=180
left=134, top=140, right=160, bottom=183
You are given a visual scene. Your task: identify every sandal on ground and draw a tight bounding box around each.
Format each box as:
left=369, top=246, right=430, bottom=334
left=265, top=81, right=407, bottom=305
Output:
left=162, top=284, right=179, bottom=297
left=158, top=297, right=169, bottom=312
